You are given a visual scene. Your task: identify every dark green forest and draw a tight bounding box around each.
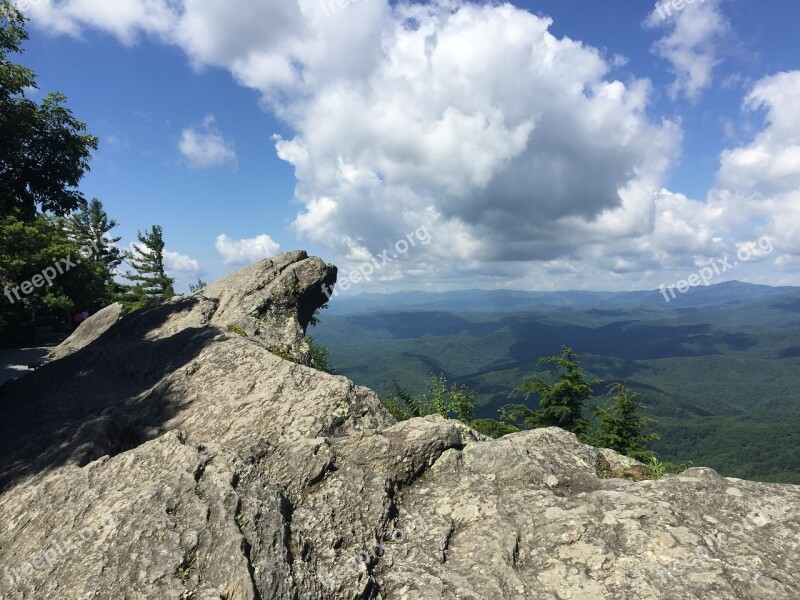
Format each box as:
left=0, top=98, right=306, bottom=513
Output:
left=313, top=284, right=800, bottom=484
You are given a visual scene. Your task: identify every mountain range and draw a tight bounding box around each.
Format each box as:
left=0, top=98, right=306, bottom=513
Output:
left=314, top=281, right=800, bottom=483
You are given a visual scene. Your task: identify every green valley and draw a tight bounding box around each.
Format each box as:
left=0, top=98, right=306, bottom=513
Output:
left=313, top=281, right=800, bottom=483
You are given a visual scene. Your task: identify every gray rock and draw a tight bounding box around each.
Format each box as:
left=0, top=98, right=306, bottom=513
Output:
left=0, top=251, right=798, bottom=599
left=47, top=302, right=125, bottom=359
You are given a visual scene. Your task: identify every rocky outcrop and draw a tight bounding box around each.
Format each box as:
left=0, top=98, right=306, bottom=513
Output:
left=0, top=251, right=798, bottom=599
left=48, top=302, right=125, bottom=360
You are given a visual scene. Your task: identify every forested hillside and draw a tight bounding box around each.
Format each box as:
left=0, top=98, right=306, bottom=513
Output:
left=314, top=282, right=800, bottom=483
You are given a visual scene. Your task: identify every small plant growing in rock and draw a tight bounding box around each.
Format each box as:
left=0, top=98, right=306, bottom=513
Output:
left=235, top=513, right=248, bottom=528
left=227, top=324, right=246, bottom=337
left=268, top=345, right=295, bottom=362
left=253, top=298, right=273, bottom=319
left=174, top=556, right=195, bottom=582
left=194, top=485, right=205, bottom=499
left=647, top=457, right=668, bottom=479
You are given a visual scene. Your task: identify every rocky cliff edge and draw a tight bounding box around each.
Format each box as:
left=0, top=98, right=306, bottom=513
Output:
left=1, top=251, right=798, bottom=599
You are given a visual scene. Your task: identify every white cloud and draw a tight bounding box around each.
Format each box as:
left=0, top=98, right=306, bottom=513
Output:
left=21, top=0, right=800, bottom=290
left=645, top=0, right=729, bottom=102
left=718, top=71, right=800, bottom=195
left=127, top=242, right=201, bottom=275
left=272, top=2, right=682, bottom=283
left=179, top=115, right=237, bottom=169
left=18, top=0, right=177, bottom=44
left=164, top=250, right=201, bottom=274
left=215, top=233, right=280, bottom=265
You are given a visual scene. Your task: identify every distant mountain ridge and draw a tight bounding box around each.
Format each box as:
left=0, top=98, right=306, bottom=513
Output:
left=315, top=280, right=800, bottom=484
left=327, top=280, right=799, bottom=314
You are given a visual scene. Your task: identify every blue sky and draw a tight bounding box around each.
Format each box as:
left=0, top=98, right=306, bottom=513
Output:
left=14, top=0, right=800, bottom=294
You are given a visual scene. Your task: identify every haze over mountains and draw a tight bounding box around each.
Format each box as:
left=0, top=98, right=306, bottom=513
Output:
left=315, top=281, right=800, bottom=483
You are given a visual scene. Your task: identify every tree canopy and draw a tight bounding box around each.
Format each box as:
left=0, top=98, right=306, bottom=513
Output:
left=0, top=1, right=97, bottom=219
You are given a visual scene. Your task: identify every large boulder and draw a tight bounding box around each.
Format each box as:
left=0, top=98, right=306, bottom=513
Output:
left=0, top=251, right=798, bottom=599
left=48, top=302, right=125, bottom=360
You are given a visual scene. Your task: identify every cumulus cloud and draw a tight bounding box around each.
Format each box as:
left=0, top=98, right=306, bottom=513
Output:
left=718, top=71, right=800, bottom=195
left=164, top=250, right=201, bottom=274
left=179, top=115, right=237, bottom=169
left=17, top=0, right=177, bottom=44
left=275, top=2, right=680, bottom=273
left=126, top=242, right=200, bottom=275
left=21, top=0, right=800, bottom=289
left=645, top=0, right=729, bottom=102
left=215, top=234, right=280, bottom=265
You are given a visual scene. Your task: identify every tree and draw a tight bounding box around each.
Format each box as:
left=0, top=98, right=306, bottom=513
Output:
left=502, top=347, right=598, bottom=439
left=121, top=225, right=175, bottom=311
left=307, top=335, right=337, bottom=374
left=1, top=212, right=108, bottom=345
left=188, top=278, right=207, bottom=294
left=0, top=2, right=98, bottom=219
left=65, top=199, right=122, bottom=273
left=592, top=382, right=659, bottom=462
left=63, top=198, right=122, bottom=303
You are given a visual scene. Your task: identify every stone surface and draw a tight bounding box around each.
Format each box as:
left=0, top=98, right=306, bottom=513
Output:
left=0, top=251, right=798, bottom=599
left=47, top=302, right=125, bottom=360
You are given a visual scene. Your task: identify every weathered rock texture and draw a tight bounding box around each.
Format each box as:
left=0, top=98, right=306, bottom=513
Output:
left=48, top=302, right=125, bottom=360
left=0, top=251, right=798, bottom=599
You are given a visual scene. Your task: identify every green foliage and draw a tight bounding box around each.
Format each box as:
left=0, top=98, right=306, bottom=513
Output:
left=268, top=345, right=295, bottom=362
left=234, top=513, right=248, bottom=528
left=591, top=382, right=659, bottom=462
left=174, top=556, right=194, bottom=582
left=189, top=278, right=208, bottom=294
left=309, top=303, right=327, bottom=327
left=469, top=418, right=519, bottom=439
left=64, top=199, right=121, bottom=271
left=0, top=2, right=98, bottom=219
left=311, top=297, right=800, bottom=483
left=0, top=212, right=109, bottom=345
left=381, top=375, right=455, bottom=420
left=449, top=383, right=476, bottom=422
left=227, top=324, right=246, bottom=337
left=62, top=198, right=122, bottom=302
left=381, top=375, right=511, bottom=436
left=307, top=334, right=337, bottom=374
left=120, top=225, right=175, bottom=311
left=647, top=457, right=693, bottom=479
left=503, top=347, right=598, bottom=439
left=647, top=457, right=668, bottom=479
left=380, top=379, right=421, bottom=420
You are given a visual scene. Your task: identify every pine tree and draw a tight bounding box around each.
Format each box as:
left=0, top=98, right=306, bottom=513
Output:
left=592, top=382, right=659, bottom=462
left=121, top=225, right=175, bottom=310
left=64, top=198, right=122, bottom=302
left=65, top=199, right=122, bottom=273
left=503, top=346, right=598, bottom=439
